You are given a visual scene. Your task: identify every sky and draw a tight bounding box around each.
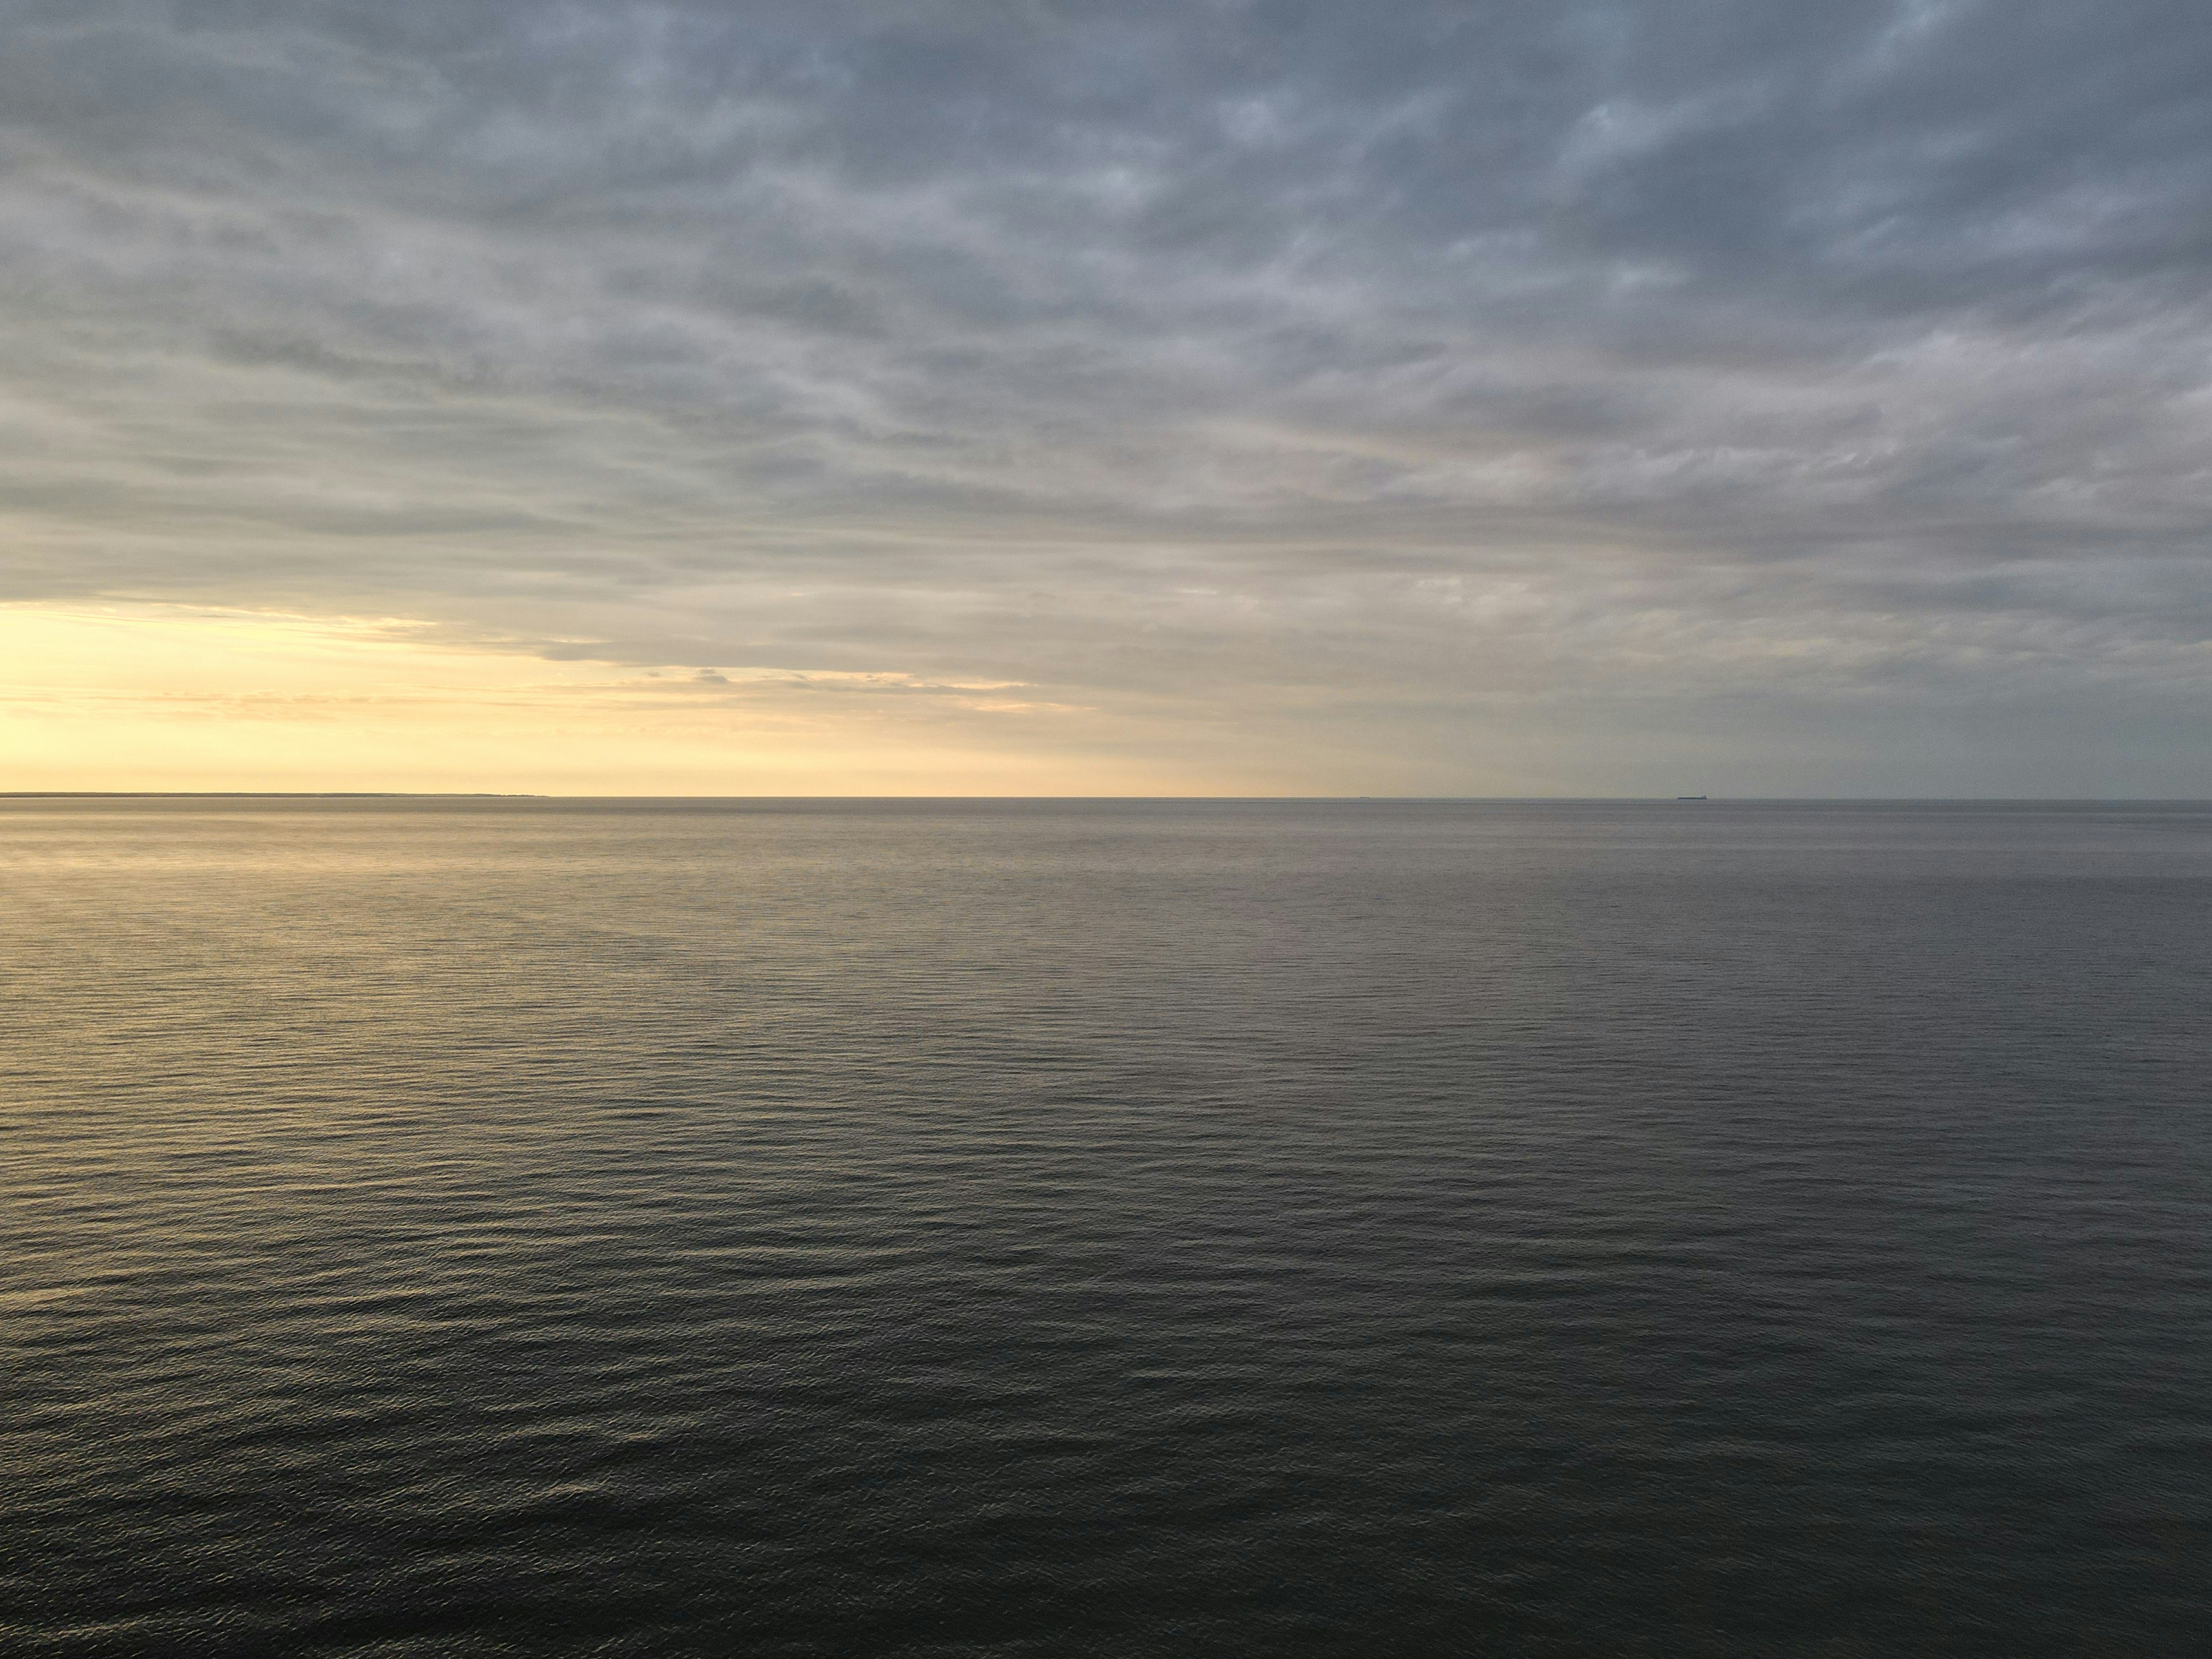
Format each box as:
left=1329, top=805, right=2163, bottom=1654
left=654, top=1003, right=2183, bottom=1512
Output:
left=5, top=0, right=2211, bottom=795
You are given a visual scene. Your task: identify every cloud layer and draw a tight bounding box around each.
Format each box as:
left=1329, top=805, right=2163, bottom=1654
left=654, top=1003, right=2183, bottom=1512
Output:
left=6, top=1, right=2211, bottom=791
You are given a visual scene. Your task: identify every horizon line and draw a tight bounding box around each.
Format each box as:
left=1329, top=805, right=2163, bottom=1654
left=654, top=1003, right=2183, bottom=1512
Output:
left=6, top=792, right=2209, bottom=805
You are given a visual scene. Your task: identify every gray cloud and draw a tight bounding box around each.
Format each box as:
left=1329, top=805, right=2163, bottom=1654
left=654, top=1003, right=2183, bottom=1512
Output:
left=5, top=0, right=2212, bottom=790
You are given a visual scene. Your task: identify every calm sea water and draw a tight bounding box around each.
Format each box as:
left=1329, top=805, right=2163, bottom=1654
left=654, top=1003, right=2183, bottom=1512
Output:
left=4, top=799, right=2209, bottom=1656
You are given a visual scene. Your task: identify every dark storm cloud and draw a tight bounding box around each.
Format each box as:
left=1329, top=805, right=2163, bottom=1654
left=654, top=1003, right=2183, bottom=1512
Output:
left=5, top=0, right=2212, bottom=788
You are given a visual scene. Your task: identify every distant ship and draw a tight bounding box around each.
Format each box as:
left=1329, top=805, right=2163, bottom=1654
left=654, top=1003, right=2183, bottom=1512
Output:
left=1675, top=795, right=1708, bottom=801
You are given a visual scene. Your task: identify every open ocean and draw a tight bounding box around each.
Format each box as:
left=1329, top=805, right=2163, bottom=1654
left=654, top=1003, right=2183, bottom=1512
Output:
left=4, top=797, right=2209, bottom=1656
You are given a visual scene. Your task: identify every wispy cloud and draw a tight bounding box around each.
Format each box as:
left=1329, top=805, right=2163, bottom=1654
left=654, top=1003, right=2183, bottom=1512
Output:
left=5, top=1, right=2211, bottom=790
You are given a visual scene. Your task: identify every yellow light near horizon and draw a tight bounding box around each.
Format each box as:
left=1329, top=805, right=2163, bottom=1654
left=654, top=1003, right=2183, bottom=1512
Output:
left=0, top=602, right=1198, bottom=795
left=0, top=602, right=670, bottom=791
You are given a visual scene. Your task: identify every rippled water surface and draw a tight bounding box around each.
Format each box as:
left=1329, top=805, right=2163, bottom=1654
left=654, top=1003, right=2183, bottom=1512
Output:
left=5, top=799, right=2210, bottom=1655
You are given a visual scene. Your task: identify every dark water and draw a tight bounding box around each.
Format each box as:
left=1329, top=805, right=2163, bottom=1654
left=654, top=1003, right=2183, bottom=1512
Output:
left=5, top=799, right=2210, bottom=1656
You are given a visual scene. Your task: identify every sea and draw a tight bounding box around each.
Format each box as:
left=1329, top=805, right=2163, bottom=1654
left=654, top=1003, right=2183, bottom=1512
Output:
left=4, top=798, right=2209, bottom=1656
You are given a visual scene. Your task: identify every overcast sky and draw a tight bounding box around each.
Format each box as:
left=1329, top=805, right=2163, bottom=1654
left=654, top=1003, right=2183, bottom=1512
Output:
left=6, top=0, right=2211, bottom=793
